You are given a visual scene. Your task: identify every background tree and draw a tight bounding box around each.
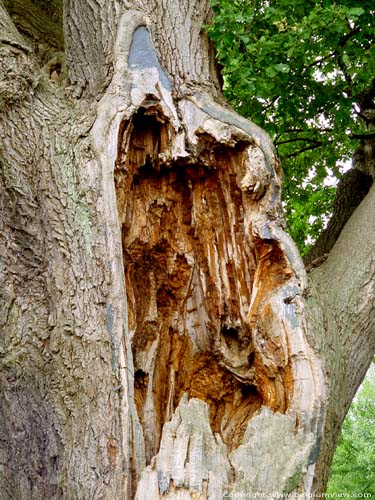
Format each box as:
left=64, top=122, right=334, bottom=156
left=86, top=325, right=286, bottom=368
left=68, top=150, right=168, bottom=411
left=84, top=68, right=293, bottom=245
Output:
left=208, top=0, right=375, bottom=256
left=0, top=1, right=374, bottom=499
left=327, top=364, right=375, bottom=496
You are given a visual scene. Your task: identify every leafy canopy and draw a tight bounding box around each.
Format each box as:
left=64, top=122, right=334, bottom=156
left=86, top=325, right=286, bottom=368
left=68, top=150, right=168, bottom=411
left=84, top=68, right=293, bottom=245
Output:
left=207, top=0, right=375, bottom=253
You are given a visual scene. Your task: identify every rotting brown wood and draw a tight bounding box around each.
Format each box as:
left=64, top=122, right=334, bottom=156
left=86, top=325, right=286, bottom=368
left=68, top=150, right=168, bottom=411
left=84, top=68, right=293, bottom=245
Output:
left=115, top=105, right=294, bottom=462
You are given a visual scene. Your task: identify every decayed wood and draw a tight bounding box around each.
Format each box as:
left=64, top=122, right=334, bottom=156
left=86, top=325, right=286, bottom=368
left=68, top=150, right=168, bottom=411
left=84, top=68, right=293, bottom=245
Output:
left=0, top=1, right=374, bottom=499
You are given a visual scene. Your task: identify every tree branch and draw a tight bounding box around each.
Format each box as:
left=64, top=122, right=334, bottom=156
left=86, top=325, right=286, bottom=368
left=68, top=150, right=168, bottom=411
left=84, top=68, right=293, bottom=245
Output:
left=355, top=77, right=375, bottom=114
left=3, top=0, right=63, bottom=50
left=0, top=0, right=29, bottom=51
left=336, top=53, right=353, bottom=96
left=307, top=183, right=375, bottom=493
left=334, top=26, right=360, bottom=97
left=306, top=52, right=336, bottom=70
left=310, top=182, right=375, bottom=377
left=304, top=168, right=373, bottom=266
left=285, top=142, right=323, bottom=158
left=275, top=137, right=323, bottom=146
left=351, top=131, right=375, bottom=140
left=276, top=127, right=334, bottom=143
left=0, top=1, right=37, bottom=105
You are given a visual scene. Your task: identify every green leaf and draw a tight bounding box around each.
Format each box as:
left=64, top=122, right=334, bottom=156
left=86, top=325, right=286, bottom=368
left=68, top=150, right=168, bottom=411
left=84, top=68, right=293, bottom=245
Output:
left=348, top=7, right=365, bottom=17
left=266, top=66, right=277, bottom=78
left=342, top=53, right=350, bottom=67
left=275, top=63, right=290, bottom=73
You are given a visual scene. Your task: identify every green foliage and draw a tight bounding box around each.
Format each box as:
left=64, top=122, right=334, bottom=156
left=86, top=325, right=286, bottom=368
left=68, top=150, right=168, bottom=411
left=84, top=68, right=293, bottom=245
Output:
left=208, top=0, right=375, bottom=253
left=327, top=365, right=375, bottom=495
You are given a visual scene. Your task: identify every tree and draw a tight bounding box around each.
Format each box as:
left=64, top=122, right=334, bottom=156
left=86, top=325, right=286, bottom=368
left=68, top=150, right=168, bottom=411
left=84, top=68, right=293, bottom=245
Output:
left=327, top=364, right=375, bottom=496
left=208, top=0, right=375, bottom=256
left=0, top=1, right=373, bottom=499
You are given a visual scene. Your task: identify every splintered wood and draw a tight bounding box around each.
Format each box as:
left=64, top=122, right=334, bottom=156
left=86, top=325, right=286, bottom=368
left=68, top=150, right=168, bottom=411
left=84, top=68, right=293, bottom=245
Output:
left=115, top=106, right=293, bottom=462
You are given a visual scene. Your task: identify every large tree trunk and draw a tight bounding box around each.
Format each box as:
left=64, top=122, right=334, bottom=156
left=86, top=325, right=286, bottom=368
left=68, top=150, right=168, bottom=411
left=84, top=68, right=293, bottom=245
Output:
left=0, top=1, right=374, bottom=499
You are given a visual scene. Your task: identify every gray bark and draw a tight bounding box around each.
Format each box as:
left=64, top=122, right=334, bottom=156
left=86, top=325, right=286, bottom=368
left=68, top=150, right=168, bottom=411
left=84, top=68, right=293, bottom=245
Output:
left=304, top=167, right=372, bottom=267
left=0, top=1, right=374, bottom=499
left=306, top=181, right=375, bottom=492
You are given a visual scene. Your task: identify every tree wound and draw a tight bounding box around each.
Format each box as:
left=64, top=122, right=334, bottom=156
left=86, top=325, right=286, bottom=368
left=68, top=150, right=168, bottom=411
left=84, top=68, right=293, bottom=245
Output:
left=115, top=103, right=295, bottom=463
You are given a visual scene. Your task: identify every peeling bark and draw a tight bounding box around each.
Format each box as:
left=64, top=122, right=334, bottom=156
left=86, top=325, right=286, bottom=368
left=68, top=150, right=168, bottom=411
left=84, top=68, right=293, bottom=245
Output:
left=0, top=1, right=374, bottom=499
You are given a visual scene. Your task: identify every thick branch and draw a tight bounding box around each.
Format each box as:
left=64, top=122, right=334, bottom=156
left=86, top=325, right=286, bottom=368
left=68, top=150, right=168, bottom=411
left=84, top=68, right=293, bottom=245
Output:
left=0, top=1, right=36, bottom=105
left=351, top=131, right=375, bottom=140
left=304, top=167, right=373, bottom=266
left=0, top=0, right=30, bottom=50
left=307, top=183, right=375, bottom=492
left=311, top=181, right=375, bottom=370
left=3, top=0, right=63, bottom=50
